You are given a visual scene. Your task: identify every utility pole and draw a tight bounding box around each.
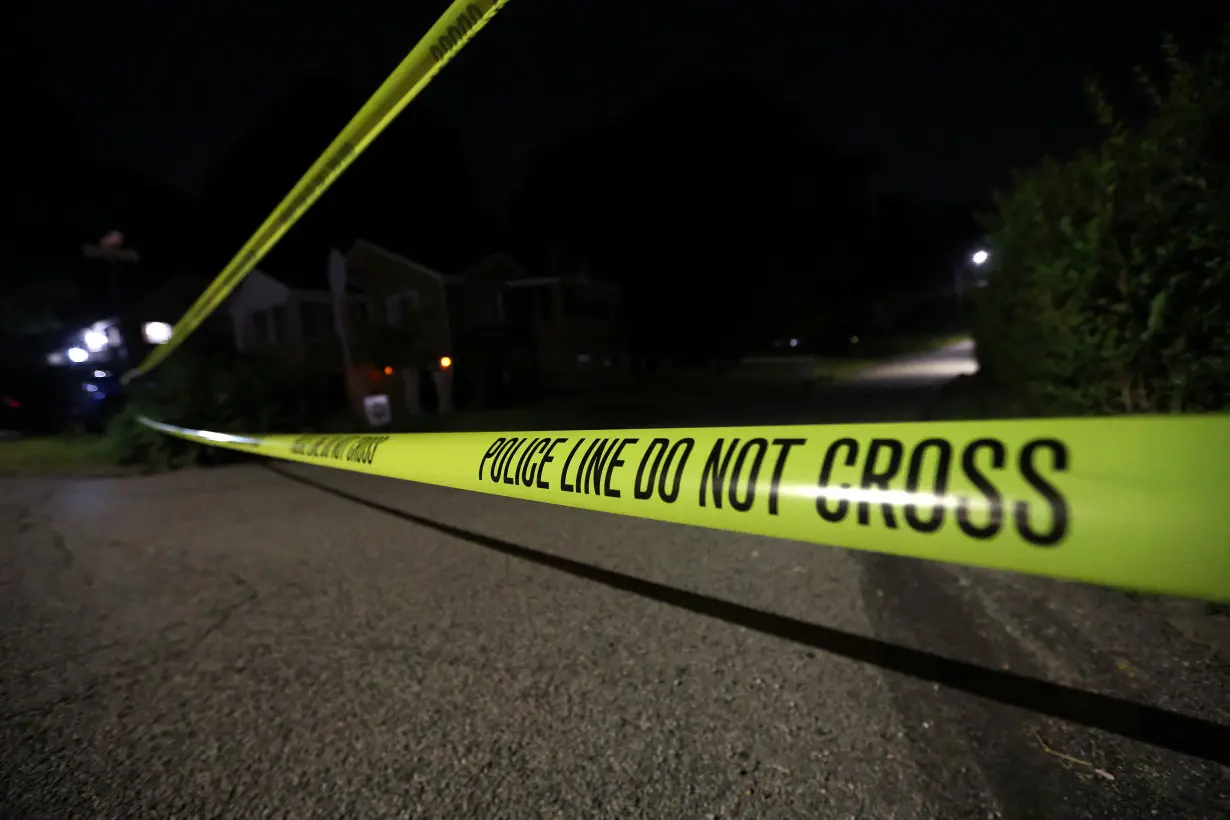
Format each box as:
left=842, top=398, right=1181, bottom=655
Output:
left=82, top=230, right=140, bottom=363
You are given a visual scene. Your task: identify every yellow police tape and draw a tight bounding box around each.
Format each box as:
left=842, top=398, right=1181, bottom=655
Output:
left=139, top=414, right=1230, bottom=604
left=122, top=0, right=512, bottom=384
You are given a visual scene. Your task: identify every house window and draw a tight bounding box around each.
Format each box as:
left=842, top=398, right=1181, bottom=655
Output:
left=538, top=286, right=555, bottom=321
left=252, top=306, right=284, bottom=345
left=301, top=301, right=334, bottom=341
left=386, top=291, right=420, bottom=326
left=504, top=284, right=555, bottom=323
left=470, top=289, right=503, bottom=326
left=502, top=286, right=538, bottom=324
left=348, top=299, right=371, bottom=332
left=563, top=282, right=613, bottom=321
left=253, top=310, right=272, bottom=345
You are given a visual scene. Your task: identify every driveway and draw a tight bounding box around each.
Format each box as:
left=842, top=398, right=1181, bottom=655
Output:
left=1, top=460, right=1225, bottom=819
left=847, top=339, right=980, bottom=388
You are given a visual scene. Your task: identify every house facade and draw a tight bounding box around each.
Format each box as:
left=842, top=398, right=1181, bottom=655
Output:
left=226, top=241, right=628, bottom=416
left=226, top=269, right=347, bottom=372
left=341, top=239, right=455, bottom=365
left=455, top=253, right=627, bottom=383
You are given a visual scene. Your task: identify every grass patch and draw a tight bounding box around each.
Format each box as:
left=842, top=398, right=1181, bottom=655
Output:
left=731, top=356, right=880, bottom=384
left=0, top=435, right=122, bottom=473
left=862, top=332, right=970, bottom=359
left=924, top=372, right=1031, bottom=421
left=391, top=396, right=697, bottom=433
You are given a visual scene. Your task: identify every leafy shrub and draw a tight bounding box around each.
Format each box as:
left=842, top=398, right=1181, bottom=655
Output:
left=975, top=31, right=1230, bottom=415
left=109, top=348, right=347, bottom=469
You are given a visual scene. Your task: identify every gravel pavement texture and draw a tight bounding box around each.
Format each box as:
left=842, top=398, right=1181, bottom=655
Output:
left=2, top=463, right=1226, bottom=819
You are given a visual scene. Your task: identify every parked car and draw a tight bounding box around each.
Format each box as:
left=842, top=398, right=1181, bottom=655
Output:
left=0, top=366, right=121, bottom=436
left=0, top=391, right=26, bottom=438
left=0, top=367, right=46, bottom=437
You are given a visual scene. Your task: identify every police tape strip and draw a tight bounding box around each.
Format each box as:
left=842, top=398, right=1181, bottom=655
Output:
left=122, top=0, right=512, bottom=384
left=138, top=414, right=1230, bottom=604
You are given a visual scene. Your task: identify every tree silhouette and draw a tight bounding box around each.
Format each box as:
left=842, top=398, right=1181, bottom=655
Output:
left=199, top=74, right=497, bottom=283
left=5, top=83, right=194, bottom=336
left=511, top=72, right=878, bottom=360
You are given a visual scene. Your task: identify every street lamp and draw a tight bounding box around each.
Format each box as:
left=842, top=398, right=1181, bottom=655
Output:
left=83, top=230, right=140, bottom=319
left=142, top=322, right=173, bottom=345
left=955, top=248, right=991, bottom=318
left=83, top=329, right=109, bottom=352
left=82, top=230, right=140, bottom=364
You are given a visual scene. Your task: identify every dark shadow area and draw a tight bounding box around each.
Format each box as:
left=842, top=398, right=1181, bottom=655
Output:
left=269, top=463, right=1229, bottom=765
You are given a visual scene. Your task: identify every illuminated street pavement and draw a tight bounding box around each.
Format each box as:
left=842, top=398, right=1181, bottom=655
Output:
left=1, top=459, right=1225, bottom=819
left=848, top=339, right=980, bottom=387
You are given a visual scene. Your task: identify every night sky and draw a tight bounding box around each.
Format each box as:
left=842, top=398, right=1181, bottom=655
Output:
left=23, top=0, right=1222, bottom=212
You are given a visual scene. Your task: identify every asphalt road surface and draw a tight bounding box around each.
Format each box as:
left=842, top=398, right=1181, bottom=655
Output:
left=848, top=339, right=980, bottom=388
left=2, top=350, right=1228, bottom=819
left=725, top=340, right=981, bottom=427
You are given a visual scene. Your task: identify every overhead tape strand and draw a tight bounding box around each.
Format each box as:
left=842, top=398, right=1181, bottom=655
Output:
left=122, top=0, right=513, bottom=383
left=141, top=415, right=1230, bottom=604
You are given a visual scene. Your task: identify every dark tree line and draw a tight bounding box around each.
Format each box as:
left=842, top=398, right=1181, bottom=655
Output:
left=510, top=73, right=981, bottom=362
left=7, top=70, right=980, bottom=367
left=197, top=69, right=979, bottom=363
left=4, top=83, right=197, bottom=348
left=3, top=74, right=501, bottom=353
left=197, top=74, right=500, bottom=282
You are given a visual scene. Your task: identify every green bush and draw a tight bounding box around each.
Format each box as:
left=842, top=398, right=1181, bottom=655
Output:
left=109, top=348, right=347, bottom=469
left=975, top=31, right=1229, bottom=415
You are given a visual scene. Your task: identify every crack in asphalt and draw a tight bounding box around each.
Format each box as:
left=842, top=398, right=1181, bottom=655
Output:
left=0, top=575, right=284, bottom=726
